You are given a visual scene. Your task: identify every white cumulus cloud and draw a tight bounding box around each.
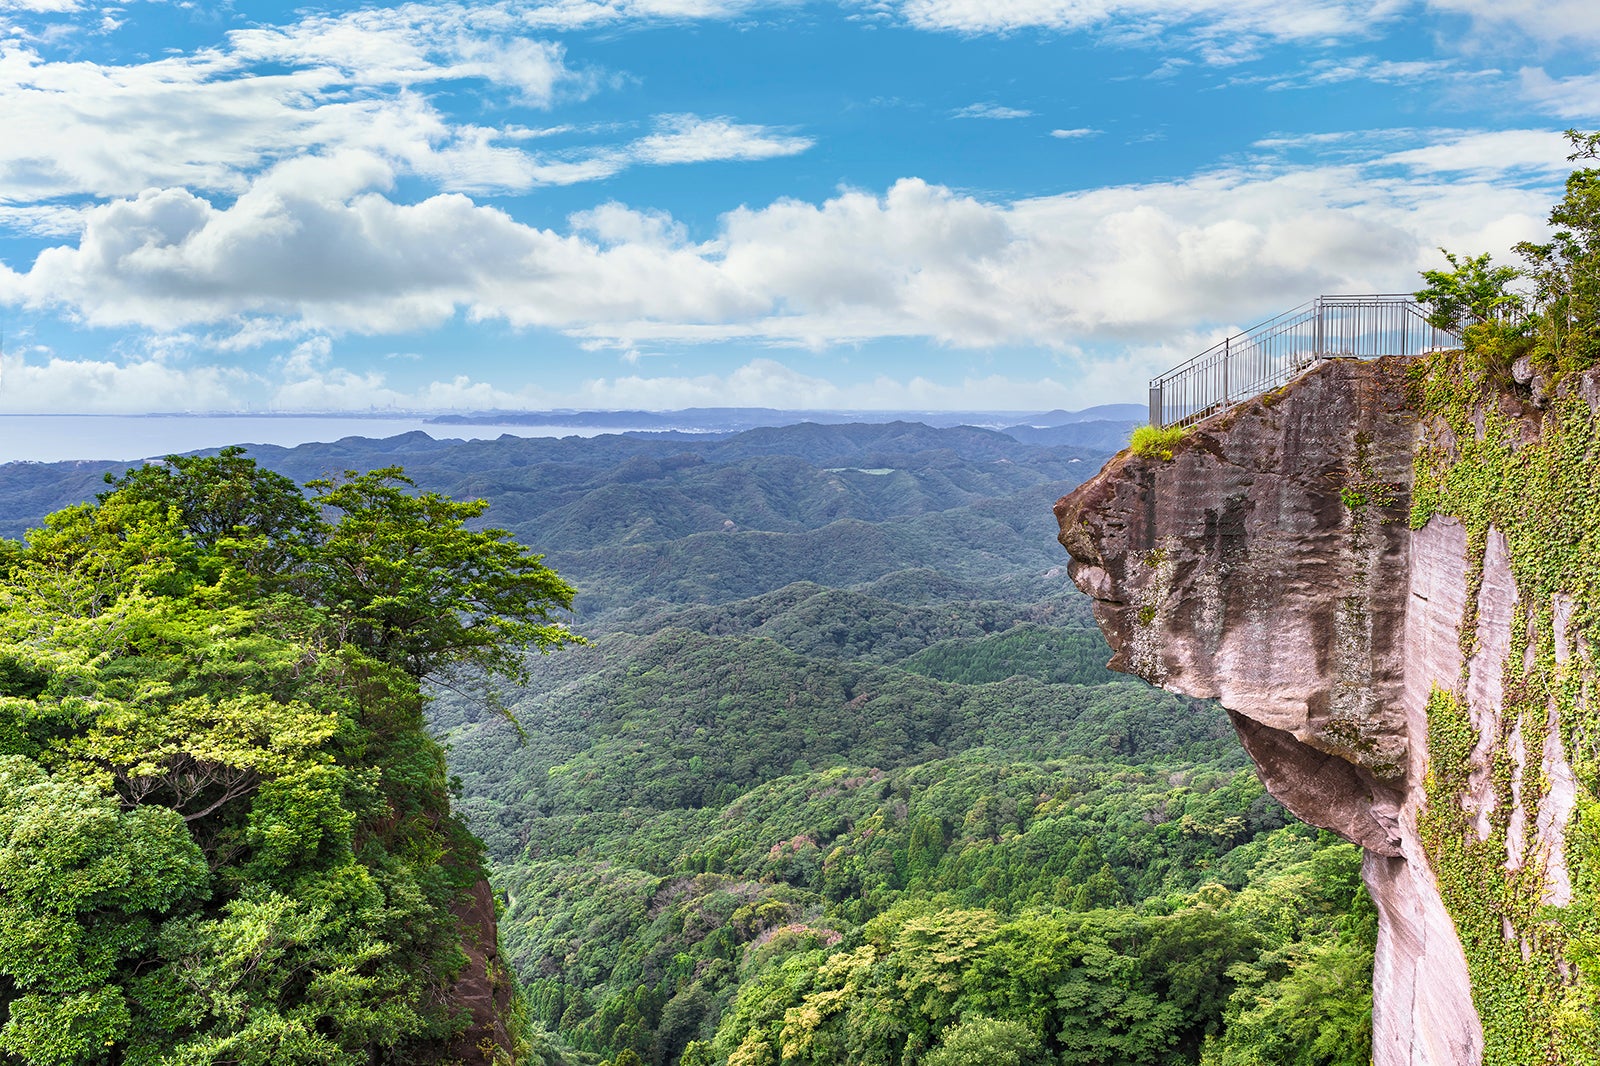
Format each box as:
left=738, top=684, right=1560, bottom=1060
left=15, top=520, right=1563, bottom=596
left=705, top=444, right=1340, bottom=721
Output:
left=224, top=6, right=581, bottom=102
left=0, top=336, right=559, bottom=414
left=892, top=0, right=1399, bottom=47
left=0, top=35, right=562, bottom=202
left=1423, top=0, right=1600, bottom=46
left=6, top=131, right=1562, bottom=354
left=0, top=347, right=255, bottom=414
left=630, top=114, right=814, bottom=165
left=515, top=0, right=771, bottom=29
left=1378, top=128, right=1575, bottom=179
left=0, top=10, right=807, bottom=207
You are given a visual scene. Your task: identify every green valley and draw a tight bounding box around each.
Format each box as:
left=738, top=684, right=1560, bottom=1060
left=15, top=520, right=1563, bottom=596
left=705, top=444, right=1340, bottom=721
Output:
left=0, top=420, right=1372, bottom=1066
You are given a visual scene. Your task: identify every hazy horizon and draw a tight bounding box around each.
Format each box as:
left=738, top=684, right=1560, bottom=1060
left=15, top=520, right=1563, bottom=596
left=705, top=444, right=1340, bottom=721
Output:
left=0, top=403, right=1147, bottom=463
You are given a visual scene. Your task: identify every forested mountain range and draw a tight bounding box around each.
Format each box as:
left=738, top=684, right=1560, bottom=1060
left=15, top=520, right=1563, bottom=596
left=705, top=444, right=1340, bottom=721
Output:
left=422, top=404, right=1143, bottom=441
left=0, top=420, right=1371, bottom=1066
left=0, top=420, right=1095, bottom=545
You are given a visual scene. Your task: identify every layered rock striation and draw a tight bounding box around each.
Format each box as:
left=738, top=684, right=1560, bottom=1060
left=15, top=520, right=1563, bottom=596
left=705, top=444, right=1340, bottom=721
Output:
left=1054, top=355, right=1597, bottom=1064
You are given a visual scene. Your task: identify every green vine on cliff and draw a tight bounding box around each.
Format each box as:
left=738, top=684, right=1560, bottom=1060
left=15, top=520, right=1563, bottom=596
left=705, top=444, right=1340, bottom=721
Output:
left=1418, top=684, right=1575, bottom=1062
left=1340, top=432, right=1399, bottom=516
left=1410, top=324, right=1600, bottom=1063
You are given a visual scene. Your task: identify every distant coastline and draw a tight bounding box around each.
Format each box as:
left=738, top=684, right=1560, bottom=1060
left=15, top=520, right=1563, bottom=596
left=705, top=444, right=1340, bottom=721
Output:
left=0, top=404, right=1144, bottom=464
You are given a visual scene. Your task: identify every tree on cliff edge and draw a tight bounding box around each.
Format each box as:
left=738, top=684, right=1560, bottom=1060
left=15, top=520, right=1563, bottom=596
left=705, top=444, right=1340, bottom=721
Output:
left=0, top=450, right=578, bottom=1066
left=1416, top=129, right=1600, bottom=370
left=1515, top=129, right=1600, bottom=370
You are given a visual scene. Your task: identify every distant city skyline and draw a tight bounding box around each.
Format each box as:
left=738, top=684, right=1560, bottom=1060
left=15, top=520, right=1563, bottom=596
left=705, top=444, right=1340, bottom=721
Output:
left=0, top=0, right=1595, bottom=413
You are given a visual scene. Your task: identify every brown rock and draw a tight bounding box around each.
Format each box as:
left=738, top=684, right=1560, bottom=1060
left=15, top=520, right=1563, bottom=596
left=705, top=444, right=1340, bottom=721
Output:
left=438, top=878, right=515, bottom=1065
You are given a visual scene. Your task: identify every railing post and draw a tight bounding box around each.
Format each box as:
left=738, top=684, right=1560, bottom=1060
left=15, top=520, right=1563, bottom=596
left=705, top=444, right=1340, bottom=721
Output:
left=1313, top=297, right=1323, bottom=364
left=1149, top=384, right=1164, bottom=428
left=1222, top=336, right=1231, bottom=410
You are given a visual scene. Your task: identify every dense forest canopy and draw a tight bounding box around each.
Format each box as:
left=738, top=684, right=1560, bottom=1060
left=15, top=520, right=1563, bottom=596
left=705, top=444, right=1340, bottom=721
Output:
left=0, top=449, right=577, bottom=1065
left=383, top=426, right=1377, bottom=1066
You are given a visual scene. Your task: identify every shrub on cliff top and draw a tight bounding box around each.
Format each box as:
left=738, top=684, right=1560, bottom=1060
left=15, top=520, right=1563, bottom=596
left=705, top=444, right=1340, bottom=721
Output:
left=1413, top=249, right=1525, bottom=334
left=1130, top=424, right=1187, bottom=461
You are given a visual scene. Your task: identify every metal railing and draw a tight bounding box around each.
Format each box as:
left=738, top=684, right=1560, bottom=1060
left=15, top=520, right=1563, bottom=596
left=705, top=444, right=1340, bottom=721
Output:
left=1147, top=295, right=1459, bottom=429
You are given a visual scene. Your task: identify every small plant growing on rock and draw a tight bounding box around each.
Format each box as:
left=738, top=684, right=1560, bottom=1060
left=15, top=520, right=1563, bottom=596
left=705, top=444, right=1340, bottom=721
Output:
left=1130, top=424, right=1187, bottom=461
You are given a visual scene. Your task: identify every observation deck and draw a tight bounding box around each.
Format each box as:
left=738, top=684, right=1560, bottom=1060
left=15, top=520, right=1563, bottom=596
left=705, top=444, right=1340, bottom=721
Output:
left=1148, top=295, right=1458, bottom=429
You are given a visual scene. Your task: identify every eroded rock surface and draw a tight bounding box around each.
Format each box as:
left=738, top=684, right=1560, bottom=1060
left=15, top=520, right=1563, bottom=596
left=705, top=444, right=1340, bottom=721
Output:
left=438, top=878, right=515, bottom=1064
left=1055, top=358, right=1483, bottom=1065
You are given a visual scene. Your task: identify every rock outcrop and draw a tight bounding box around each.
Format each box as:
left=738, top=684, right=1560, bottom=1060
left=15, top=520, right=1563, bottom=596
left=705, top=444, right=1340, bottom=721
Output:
left=439, top=878, right=517, bottom=1065
left=1054, top=356, right=1552, bottom=1064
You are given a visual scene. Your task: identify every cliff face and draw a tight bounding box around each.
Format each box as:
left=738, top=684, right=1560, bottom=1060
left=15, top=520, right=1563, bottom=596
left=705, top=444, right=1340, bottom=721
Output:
left=440, top=879, right=517, bottom=1064
left=1055, top=355, right=1600, bottom=1064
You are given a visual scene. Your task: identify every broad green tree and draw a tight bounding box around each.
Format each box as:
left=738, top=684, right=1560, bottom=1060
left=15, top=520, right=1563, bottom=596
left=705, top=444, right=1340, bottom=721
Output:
left=0, top=757, right=210, bottom=1066
left=101, top=446, right=320, bottom=586
left=306, top=467, right=580, bottom=697
left=1515, top=128, right=1600, bottom=369
left=0, top=451, right=579, bottom=1065
left=925, top=1017, right=1046, bottom=1066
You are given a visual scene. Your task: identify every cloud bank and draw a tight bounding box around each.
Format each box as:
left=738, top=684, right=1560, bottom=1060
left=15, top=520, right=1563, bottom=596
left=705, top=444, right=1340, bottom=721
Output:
left=5, top=129, right=1562, bottom=350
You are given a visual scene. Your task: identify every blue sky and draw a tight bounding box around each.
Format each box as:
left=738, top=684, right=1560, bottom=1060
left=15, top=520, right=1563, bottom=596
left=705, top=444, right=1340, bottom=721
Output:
left=0, top=0, right=1595, bottom=413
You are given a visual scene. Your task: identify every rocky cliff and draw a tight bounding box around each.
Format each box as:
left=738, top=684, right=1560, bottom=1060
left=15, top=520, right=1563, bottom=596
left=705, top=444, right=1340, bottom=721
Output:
left=1055, top=351, right=1600, bottom=1065
left=439, top=879, right=518, bottom=1064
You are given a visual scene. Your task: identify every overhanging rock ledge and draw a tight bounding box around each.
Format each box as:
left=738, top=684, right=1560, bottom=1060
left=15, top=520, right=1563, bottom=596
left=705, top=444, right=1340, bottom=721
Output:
left=1054, top=357, right=1482, bottom=1066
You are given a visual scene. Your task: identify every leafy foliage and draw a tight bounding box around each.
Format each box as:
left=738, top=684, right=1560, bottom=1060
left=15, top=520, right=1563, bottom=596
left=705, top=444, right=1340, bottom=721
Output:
left=100, top=445, right=319, bottom=579
left=1413, top=249, right=1524, bottom=333
left=1514, top=130, right=1600, bottom=373
left=1129, top=426, right=1186, bottom=461
left=707, top=844, right=1368, bottom=1066
left=305, top=466, right=580, bottom=698
left=0, top=451, right=577, bottom=1064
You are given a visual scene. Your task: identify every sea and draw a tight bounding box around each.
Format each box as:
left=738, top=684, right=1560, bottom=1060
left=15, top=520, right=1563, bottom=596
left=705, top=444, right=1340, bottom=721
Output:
left=0, top=414, right=626, bottom=464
